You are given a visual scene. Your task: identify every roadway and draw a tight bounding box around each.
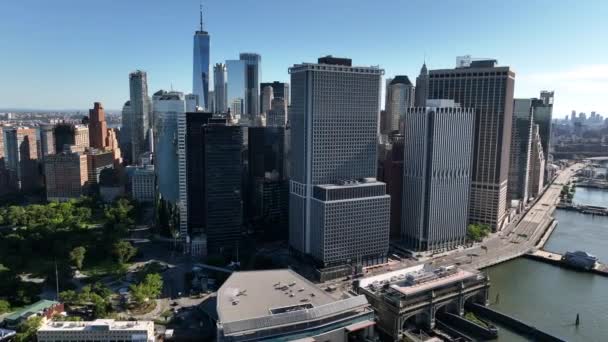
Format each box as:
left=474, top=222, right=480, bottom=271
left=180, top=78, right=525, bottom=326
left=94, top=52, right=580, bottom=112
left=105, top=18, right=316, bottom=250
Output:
left=432, top=162, right=584, bottom=270
left=340, top=161, right=584, bottom=286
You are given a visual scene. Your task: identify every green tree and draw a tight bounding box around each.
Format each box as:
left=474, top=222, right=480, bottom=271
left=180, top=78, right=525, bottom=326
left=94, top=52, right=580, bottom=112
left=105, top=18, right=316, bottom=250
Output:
left=69, top=246, right=87, bottom=270
left=129, top=273, right=163, bottom=307
left=113, top=241, right=137, bottom=265
left=59, top=290, right=79, bottom=304
left=0, top=299, right=10, bottom=314
left=467, top=223, right=491, bottom=242
left=14, top=316, right=42, bottom=342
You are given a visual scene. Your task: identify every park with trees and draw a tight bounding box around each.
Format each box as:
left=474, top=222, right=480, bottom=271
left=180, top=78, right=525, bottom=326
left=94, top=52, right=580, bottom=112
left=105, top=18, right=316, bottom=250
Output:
left=0, top=197, right=139, bottom=312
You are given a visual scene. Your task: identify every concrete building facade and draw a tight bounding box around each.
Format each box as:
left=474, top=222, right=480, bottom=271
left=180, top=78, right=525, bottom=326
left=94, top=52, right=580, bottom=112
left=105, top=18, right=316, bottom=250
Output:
left=289, top=56, right=390, bottom=270
left=401, top=100, right=475, bottom=251
left=427, top=59, right=515, bottom=231
left=129, top=70, right=152, bottom=162
left=88, top=102, right=108, bottom=149
left=37, top=320, right=154, bottom=342
left=384, top=76, right=414, bottom=133
left=44, top=151, right=88, bottom=201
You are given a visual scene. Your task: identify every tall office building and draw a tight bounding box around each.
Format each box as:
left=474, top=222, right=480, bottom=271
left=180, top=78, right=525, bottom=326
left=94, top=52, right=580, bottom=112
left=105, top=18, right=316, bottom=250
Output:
left=154, top=91, right=185, bottom=204
left=0, top=131, right=12, bottom=195
left=120, top=100, right=132, bottom=163
left=88, top=102, right=108, bottom=149
left=38, top=124, right=55, bottom=159
left=193, top=7, right=210, bottom=110
left=261, top=85, right=274, bottom=113
left=240, top=53, right=261, bottom=118
left=260, top=81, right=290, bottom=109
left=384, top=76, right=414, bottom=133
left=213, top=63, right=227, bottom=113
left=289, top=56, right=390, bottom=272
left=377, top=132, right=404, bottom=240
left=267, top=98, right=287, bottom=127
left=414, top=63, right=429, bottom=107
left=508, top=99, right=534, bottom=203
left=44, top=150, right=88, bottom=201
left=402, top=100, right=475, bottom=251
left=528, top=124, right=545, bottom=198
left=226, top=59, right=246, bottom=118
left=202, top=118, right=243, bottom=254
left=532, top=91, right=554, bottom=177
left=248, top=127, right=288, bottom=239
left=428, top=59, right=515, bottom=231
left=178, top=111, right=213, bottom=252
left=129, top=70, right=152, bottom=162
left=5, top=127, right=41, bottom=191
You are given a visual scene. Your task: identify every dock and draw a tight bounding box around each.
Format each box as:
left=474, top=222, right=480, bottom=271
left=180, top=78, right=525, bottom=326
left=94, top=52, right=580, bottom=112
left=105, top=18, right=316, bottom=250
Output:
left=525, top=250, right=608, bottom=277
left=556, top=203, right=608, bottom=216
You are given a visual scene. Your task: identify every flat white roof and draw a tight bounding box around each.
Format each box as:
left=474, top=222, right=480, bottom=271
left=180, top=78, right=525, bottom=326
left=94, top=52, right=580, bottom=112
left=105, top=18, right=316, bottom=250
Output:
left=39, top=319, right=153, bottom=332
left=217, top=269, right=336, bottom=324
left=391, top=269, right=477, bottom=296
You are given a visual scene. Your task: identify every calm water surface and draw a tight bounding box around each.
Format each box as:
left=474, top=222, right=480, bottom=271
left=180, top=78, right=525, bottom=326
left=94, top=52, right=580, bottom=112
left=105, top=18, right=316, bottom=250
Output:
left=487, top=182, right=608, bottom=342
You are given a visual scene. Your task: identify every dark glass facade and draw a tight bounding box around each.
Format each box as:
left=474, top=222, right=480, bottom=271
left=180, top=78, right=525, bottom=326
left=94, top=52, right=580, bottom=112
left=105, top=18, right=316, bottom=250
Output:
left=185, top=112, right=213, bottom=234
left=247, top=127, right=287, bottom=239
left=203, top=120, right=243, bottom=253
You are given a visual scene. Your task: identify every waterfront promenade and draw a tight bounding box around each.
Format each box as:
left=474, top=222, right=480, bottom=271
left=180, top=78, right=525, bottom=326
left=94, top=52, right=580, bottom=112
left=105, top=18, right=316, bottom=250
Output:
left=430, top=162, right=584, bottom=270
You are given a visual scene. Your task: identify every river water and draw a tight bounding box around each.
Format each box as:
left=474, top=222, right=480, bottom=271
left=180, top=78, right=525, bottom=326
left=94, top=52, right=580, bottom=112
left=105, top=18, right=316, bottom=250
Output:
left=487, top=166, right=608, bottom=342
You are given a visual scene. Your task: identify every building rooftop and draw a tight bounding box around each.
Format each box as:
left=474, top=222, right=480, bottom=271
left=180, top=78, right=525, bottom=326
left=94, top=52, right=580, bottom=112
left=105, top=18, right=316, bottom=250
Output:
left=316, top=178, right=383, bottom=190
left=359, top=264, right=481, bottom=297
left=217, top=269, right=335, bottom=324
left=389, top=75, right=413, bottom=86
left=5, top=300, right=59, bottom=322
left=39, top=319, right=153, bottom=332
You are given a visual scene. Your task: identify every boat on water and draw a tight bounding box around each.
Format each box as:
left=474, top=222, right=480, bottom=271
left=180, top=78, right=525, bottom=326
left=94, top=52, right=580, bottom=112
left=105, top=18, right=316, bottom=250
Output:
left=562, top=251, right=598, bottom=270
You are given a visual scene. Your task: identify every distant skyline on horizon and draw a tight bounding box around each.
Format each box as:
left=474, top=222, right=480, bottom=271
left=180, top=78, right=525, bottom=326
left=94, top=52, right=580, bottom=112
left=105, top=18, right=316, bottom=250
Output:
left=1, top=0, right=607, bottom=116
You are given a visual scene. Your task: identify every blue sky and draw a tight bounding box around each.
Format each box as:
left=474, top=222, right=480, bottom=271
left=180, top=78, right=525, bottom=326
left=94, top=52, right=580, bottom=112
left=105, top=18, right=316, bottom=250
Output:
left=1, top=0, right=607, bottom=117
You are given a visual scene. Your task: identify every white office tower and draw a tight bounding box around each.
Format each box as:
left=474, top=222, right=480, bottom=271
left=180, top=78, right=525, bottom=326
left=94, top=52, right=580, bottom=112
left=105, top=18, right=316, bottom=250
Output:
left=213, top=63, right=227, bottom=113
left=402, top=100, right=475, bottom=251
left=185, top=94, right=198, bottom=112
left=261, top=85, right=274, bottom=113
left=129, top=70, right=152, bottom=162
left=289, top=56, right=390, bottom=276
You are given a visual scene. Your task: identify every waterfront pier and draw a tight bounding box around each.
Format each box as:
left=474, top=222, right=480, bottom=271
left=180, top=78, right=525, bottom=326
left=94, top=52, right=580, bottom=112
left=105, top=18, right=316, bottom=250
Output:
left=525, top=250, right=608, bottom=276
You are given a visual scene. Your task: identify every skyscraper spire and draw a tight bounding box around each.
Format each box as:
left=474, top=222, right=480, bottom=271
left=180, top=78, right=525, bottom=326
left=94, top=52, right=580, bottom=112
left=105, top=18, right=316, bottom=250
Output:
left=199, top=2, right=203, bottom=31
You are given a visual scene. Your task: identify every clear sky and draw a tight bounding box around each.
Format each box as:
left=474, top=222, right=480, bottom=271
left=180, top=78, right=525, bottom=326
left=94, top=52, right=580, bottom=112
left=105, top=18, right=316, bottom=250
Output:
left=1, top=0, right=607, bottom=117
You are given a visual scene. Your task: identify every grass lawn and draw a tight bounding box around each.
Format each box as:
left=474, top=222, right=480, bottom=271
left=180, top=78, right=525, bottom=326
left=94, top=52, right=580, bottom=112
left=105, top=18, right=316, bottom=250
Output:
left=128, top=301, right=157, bottom=315
left=82, top=260, right=129, bottom=278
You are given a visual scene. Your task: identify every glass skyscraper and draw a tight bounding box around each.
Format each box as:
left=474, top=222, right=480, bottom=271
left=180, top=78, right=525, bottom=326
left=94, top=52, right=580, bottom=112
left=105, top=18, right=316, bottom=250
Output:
left=192, top=8, right=210, bottom=110
left=240, top=53, right=261, bottom=119
left=226, top=59, right=246, bottom=117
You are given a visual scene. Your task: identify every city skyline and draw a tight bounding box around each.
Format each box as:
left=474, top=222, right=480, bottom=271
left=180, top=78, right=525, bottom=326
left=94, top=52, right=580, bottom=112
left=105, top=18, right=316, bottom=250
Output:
left=0, top=0, right=607, bottom=115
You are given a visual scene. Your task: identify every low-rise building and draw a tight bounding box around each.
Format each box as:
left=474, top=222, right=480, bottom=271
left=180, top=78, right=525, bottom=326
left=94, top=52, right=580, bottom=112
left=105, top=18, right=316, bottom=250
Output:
left=3, top=300, right=63, bottom=329
left=356, top=265, right=489, bottom=340
left=216, top=269, right=376, bottom=341
left=36, top=319, right=154, bottom=342
left=131, top=164, right=155, bottom=202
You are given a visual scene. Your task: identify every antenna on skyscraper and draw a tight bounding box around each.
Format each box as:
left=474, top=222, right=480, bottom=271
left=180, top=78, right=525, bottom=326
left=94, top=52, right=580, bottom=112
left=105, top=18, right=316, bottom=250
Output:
left=199, top=2, right=204, bottom=31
